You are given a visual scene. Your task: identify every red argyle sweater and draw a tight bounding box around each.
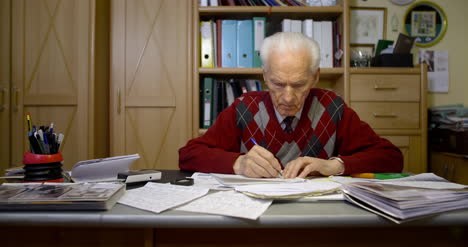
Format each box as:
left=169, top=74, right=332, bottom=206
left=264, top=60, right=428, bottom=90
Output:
left=179, top=89, right=403, bottom=175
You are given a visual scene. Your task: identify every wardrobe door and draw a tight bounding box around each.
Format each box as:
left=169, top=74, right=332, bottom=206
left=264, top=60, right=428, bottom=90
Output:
left=11, top=0, right=95, bottom=169
left=110, top=0, right=192, bottom=170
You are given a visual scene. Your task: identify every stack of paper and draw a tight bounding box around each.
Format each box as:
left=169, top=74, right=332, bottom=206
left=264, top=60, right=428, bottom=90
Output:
left=210, top=173, right=305, bottom=187
left=341, top=173, right=468, bottom=223
left=235, top=178, right=341, bottom=199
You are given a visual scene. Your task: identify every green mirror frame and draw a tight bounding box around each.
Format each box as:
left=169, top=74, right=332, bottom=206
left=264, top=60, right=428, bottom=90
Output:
left=403, top=1, right=447, bottom=47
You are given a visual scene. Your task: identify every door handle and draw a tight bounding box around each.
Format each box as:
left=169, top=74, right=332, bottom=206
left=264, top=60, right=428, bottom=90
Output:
left=12, top=87, right=19, bottom=112
left=117, top=88, right=121, bottom=114
left=374, top=83, right=397, bottom=90
left=0, top=87, right=7, bottom=112
left=373, top=113, right=397, bottom=118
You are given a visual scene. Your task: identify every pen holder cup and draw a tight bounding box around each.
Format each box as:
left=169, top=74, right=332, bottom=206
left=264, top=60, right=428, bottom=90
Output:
left=22, top=152, right=64, bottom=183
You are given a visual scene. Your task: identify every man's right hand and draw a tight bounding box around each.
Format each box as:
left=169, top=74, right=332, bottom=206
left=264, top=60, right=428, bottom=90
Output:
left=233, top=145, right=282, bottom=178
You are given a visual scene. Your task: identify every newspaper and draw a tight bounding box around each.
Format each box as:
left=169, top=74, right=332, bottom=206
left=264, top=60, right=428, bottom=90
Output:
left=0, top=182, right=125, bottom=210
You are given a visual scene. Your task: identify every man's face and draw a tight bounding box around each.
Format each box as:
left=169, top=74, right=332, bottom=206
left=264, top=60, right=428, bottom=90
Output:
left=263, top=49, right=319, bottom=117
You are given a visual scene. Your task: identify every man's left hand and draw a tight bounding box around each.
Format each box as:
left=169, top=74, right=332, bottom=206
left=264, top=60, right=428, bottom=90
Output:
left=282, top=157, right=344, bottom=178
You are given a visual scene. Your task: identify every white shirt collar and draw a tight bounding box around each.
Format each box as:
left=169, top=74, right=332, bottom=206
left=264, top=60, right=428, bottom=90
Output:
left=274, top=107, right=302, bottom=129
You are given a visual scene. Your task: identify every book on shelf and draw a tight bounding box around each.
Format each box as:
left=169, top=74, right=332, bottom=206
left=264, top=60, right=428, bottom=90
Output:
left=253, top=17, right=266, bottom=67
left=0, top=182, right=125, bottom=211
left=340, top=173, right=468, bottom=224
left=201, top=77, right=263, bottom=128
left=200, top=21, right=215, bottom=68
left=237, top=20, right=254, bottom=68
left=221, top=20, right=237, bottom=68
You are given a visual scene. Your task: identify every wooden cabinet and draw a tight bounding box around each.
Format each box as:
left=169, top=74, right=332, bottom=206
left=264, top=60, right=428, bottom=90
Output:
left=1, top=0, right=104, bottom=171
left=110, top=0, right=192, bottom=170
left=0, top=0, right=11, bottom=172
left=350, top=66, right=428, bottom=173
left=430, top=151, right=468, bottom=184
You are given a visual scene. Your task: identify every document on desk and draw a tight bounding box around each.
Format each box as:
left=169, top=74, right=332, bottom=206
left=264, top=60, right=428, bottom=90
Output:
left=210, top=173, right=305, bottom=187
left=235, top=178, right=342, bottom=199
left=176, top=190, right=272, bottom=220
left=118, top=183, right=209, bottom=213
left=190, top=172, right=231, bottom=191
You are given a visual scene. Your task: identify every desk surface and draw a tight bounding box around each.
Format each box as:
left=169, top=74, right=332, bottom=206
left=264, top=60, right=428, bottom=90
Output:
left=1, top=170, right=468, bottom=228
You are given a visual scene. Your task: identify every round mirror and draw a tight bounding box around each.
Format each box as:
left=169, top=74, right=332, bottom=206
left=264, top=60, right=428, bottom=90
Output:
left=403, top=1, right=447, bottom=47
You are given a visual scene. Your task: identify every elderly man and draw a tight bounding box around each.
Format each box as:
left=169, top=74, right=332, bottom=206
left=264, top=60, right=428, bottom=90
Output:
left=179, top=32, right=403, bottom=178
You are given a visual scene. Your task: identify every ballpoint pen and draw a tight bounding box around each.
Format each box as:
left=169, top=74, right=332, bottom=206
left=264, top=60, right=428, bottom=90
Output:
left=250, top=137, right=283, bottom=178
left=250, top=137, right=259, bottom=146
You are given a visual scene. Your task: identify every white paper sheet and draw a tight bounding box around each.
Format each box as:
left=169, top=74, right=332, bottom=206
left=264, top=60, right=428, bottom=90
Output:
left=190, top=172, right=231, bottom=190
left=117, top=182, right=209, bottom=213
left=419, top=50, right=449, bottom=93
left=176, top=190, right=272, bottom=220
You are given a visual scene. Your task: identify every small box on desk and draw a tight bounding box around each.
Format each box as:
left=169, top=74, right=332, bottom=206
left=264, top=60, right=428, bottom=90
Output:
left=372, top=54, right=413, bottom=67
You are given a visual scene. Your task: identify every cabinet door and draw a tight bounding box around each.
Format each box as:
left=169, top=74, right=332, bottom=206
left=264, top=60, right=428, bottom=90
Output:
left=0, top=0, right=11, bottom=171
left=11, top=0, right=94, bottom=169
left=110, top=0, right=192, bottom=170
left=383, top=135, right=425, bottom=173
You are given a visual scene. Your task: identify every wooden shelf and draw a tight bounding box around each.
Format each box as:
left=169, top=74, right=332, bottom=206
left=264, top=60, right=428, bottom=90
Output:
left=350, top=67, right=421, bottom=74
left=199, top=6, right=343, bottom=17
left=199, top=67, right=344, bottom=80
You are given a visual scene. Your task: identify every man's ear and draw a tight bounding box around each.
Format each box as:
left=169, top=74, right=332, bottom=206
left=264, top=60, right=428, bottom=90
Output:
left=262, top=66, right=268, bottom=82
left=310, top=68, right=320, bottom=88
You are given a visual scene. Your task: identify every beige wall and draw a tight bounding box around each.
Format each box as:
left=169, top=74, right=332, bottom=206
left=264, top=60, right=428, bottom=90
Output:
left=351, top=0, right=468, bottom=107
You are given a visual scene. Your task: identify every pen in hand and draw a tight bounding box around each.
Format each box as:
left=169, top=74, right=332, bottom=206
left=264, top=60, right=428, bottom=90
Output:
left=250, top=137, right=283, bottom=178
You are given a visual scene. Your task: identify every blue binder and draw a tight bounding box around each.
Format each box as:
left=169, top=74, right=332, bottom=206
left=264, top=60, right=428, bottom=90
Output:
left=221, top=20, right=237, bottom=68
left=236, top=20, right=253, bottom=68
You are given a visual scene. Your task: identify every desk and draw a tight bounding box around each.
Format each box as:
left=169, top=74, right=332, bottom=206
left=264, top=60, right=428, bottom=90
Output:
left=1, top=170, right=468, bottom=247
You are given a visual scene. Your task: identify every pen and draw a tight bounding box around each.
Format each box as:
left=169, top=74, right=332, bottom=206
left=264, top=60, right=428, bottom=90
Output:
left=350, top=173, right=409, bottom=180
left=250, top=137, right=283, bottom=178
left=250, top=137, right=259, bottom=146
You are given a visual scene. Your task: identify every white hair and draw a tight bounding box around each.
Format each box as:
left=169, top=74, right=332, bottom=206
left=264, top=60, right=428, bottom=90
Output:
left=260, top=32, right=320, bottom=73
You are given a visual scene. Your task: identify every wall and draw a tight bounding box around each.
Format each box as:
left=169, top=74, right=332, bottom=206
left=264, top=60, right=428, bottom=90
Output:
left=351, top=0, right=468, bottom=107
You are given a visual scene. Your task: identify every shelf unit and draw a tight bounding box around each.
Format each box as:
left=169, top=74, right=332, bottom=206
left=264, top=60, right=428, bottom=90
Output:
left=192, top=0, right=350, bottom=137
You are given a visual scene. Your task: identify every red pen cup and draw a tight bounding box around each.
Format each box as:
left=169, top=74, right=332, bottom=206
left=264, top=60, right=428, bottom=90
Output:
left=22, top=152, right=64, bottom=183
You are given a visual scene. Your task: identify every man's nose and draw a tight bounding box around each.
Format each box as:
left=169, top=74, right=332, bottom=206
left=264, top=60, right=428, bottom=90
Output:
left=283, top=86, right=295, bottom=102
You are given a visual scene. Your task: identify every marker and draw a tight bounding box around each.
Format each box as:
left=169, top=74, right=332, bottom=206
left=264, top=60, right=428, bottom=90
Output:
left=26, top=113, right=32, bottom=132
left=49, top=122, right=54, bottom=134
left=350, top=173, right=410, bottom=180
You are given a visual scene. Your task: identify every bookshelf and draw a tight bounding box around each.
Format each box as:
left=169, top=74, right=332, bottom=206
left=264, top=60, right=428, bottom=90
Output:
left=192, top=0, right=350, bottom=136
left=191, top=0, right=427, bottom=173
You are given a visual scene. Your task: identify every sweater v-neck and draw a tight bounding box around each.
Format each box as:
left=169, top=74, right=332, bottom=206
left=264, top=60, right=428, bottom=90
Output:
left=263, top=90, right=315, bottom=141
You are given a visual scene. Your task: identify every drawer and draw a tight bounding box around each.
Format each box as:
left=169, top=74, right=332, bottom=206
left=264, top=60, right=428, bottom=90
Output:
left=351, top=102, right=419, bottom=129
left=381, top=136, right=410, bottom=147
left=350, top=74, right=420, bottom=101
